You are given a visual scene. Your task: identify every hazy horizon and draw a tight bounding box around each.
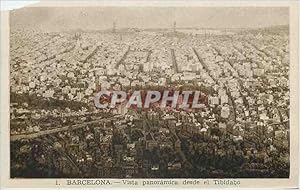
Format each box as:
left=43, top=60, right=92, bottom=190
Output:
left=10, top=7, right=289, bottom=32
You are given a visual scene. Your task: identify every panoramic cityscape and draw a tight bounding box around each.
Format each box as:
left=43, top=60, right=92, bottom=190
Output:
left=10, top=7, right=289, bottom=178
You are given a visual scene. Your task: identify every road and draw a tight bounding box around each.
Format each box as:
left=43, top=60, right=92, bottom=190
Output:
left=192, top=47, right=216, bottom=84
left=115, top=46, right=131, bottom=69
left=10, top=116, right=120, bottom=142
left=170, top=49, right=179, bottom=73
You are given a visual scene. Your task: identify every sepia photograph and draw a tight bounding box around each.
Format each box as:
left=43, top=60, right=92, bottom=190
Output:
left=1, top=1, right=299, bottom=189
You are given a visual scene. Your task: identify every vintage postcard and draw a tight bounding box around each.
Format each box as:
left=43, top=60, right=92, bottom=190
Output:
left=0, top=0, right=299, bottom=189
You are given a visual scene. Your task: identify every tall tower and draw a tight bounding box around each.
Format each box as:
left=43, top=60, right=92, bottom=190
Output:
left=173, top=21, right=176, bottom=33
left=113, top=21, right=116, bottom=33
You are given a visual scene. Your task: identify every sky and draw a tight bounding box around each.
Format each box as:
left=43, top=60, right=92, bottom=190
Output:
left=10, top=7, right=289, bottom=31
